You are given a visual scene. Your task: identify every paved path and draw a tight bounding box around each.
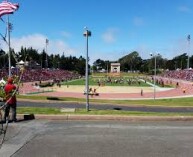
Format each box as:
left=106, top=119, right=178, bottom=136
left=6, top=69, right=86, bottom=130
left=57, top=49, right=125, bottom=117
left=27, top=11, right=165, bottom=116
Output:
left=1, top=120, right=193, bottom=157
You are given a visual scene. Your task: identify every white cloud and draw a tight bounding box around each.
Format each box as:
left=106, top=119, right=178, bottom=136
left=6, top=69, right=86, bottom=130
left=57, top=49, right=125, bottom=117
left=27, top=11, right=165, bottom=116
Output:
left=49, top=40, right=77, bottom=55
left=178, top=5, right=191, bottom=13
left=102, top=28, right=119, bottom=44
left=1, top=33, right=78, bottom=56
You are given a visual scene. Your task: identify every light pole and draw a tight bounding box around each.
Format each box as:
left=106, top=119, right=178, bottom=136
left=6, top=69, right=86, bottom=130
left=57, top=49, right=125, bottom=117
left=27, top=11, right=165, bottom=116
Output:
left=83, top=27, right=91, bottom=111
left=150, top=53, right=159, bottom=100
left=45, top=39, right=49, bottom=68
left=187, top=35, right=190, bottom=69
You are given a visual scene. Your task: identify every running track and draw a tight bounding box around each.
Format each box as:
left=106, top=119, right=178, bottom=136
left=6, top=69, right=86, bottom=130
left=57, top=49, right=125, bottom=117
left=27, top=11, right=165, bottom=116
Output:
left=19, top=79, right=193, bottom=100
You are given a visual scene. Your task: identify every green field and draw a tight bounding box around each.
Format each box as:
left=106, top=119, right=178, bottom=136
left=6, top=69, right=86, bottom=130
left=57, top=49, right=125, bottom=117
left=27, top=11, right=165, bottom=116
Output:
left=61, top=72, right=174, bottom=88
left=17, top=107, right=193, bottom=116
left=62, top=77, right=151, bottom=87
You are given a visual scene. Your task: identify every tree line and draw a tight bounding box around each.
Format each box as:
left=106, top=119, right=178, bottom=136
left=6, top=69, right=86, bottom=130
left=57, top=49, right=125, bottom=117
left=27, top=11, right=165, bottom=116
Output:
left=93, top=51, right=193, bottom=74
left=0, top=47, right=192, bottom=75
left=0, top=47, right=87, bottom=75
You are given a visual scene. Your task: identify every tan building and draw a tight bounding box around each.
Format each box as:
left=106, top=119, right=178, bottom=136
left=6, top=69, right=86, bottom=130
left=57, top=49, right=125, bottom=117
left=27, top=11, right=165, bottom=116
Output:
left=110, top=63, right=120, bottom=73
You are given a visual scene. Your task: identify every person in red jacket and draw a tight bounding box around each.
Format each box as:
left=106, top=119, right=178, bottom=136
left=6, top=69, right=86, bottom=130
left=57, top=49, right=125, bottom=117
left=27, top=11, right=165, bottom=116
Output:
left=3, top=77, right=17, bottom=122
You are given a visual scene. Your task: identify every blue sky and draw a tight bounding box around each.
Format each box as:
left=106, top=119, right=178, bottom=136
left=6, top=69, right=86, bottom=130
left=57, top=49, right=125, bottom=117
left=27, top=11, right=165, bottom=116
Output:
left=1, top=0, right=193, bottom=64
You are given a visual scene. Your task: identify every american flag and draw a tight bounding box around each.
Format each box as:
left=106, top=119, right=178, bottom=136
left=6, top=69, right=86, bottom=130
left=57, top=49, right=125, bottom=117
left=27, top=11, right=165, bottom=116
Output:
left=0, top=1, right=19, bottom=17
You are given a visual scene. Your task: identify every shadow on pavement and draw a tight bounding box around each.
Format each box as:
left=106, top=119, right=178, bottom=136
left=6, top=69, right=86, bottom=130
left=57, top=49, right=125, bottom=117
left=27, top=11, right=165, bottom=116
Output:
left=16, top=114, right=35, bottom=123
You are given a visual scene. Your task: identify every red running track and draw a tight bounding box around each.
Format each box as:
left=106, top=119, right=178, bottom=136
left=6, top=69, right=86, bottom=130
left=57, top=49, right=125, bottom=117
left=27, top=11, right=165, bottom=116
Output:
left=19, top=80, right=193, bottom=100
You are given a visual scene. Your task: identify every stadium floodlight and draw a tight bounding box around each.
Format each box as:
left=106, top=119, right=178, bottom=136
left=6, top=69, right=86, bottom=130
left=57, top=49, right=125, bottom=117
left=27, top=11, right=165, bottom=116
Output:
left=150, top=53, right=160, bottom=100
left=83, top=27, right=91, bottom=111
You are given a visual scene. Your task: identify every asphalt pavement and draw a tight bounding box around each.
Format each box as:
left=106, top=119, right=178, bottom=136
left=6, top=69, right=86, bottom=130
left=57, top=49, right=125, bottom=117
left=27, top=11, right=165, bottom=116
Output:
left=1, top=120, right=193, bottom=157
left=0, top=99, right=193, bottom=156
left=18, top=100, right=193, bottom=113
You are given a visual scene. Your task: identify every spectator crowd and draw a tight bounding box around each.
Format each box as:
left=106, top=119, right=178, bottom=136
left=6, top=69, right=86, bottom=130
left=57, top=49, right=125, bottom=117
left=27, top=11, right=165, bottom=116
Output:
left=1, top=68, right=193, bottom=84
left=0, top=68, right=81, bottom=83
left=161, top=69, right=193, bottom=81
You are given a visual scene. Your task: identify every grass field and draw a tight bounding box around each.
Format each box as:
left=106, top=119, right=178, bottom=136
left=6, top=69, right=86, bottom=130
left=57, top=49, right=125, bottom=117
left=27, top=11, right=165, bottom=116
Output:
left=17, top=107, right=193, bottom=116
left=61, top=73, right=174, bottom=88
left=62, top=77, right=151, bottom=87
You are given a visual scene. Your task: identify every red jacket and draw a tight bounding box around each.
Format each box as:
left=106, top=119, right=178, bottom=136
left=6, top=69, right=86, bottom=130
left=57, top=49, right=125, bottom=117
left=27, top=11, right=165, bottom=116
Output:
left=4, top=83, right=17, bottom=104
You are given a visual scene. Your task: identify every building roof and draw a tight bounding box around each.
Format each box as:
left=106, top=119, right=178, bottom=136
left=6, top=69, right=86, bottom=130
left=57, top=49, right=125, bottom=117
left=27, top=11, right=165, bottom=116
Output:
left=111, top=63, right=120, bottom=66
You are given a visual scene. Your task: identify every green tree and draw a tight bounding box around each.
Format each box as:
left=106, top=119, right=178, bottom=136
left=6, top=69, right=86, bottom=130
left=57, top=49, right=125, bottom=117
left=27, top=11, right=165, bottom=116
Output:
left=75, top=56, right=86, bottom=75
left=119, top=51, right=142, bottom=72
left=0, top=49, right=6, bottom=68
left=93, top=59, right=106, bottom=71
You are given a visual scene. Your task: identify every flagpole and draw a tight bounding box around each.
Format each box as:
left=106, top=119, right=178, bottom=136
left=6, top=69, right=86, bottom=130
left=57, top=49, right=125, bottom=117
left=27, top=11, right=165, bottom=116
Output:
left=0, top=0, right=19, bottom=77
left=7, top=15, right=11, bottom=77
